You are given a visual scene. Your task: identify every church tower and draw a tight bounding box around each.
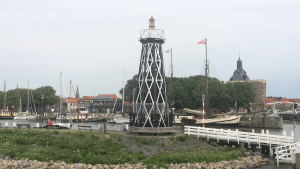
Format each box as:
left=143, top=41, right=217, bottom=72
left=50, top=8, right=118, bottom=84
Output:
left=229, top=57, right=250, bottom=81
left=75, top=86, right=80, bottom=98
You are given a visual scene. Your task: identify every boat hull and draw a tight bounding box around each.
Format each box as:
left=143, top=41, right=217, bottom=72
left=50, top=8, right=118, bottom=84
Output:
left=0, top=116, right=14, bottom=120
left=14, top=115, right=37, bottom=120
left=180, top=115, right=241, bottom=127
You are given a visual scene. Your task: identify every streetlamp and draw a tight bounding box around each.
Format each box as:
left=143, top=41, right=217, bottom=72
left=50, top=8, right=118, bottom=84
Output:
left=41, top=94, right=44, bottom=126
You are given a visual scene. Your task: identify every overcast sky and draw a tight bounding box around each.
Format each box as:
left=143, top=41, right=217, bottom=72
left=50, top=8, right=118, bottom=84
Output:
left=1, top=0, right=300, bottom=99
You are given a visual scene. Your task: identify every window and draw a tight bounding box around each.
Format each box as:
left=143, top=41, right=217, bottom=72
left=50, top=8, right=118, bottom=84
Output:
left=256, top=107, right=260, bottom=112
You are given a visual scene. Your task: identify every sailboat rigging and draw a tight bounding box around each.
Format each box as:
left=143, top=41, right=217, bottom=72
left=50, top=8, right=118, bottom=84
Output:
left=14, top=80, right=37, bottom=120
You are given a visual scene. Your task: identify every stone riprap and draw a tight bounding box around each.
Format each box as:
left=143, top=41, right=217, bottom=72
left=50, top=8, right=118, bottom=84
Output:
left=0, top=155, right=267, bottom=169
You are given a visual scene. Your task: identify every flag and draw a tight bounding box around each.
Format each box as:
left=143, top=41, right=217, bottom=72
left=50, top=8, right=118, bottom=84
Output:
left=166, top=49, right=171, bottom=53
left=198, top=40, right=205, bottom=44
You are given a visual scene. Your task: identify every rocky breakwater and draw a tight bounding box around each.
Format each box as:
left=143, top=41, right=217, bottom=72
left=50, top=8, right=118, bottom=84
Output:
left=0, top=155, right=268, bottom=169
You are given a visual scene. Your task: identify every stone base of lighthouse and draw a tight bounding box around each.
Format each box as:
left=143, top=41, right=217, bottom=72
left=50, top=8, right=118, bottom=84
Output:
left=129, top=126, right=175, bottom=134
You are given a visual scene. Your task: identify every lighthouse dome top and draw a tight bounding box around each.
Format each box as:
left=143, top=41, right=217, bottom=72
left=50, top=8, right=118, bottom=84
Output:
left=149, top=16, right=155, bottom=28
left=149, top=16, right=155, bottom=21
left=140, top=16, right=164, bottom=40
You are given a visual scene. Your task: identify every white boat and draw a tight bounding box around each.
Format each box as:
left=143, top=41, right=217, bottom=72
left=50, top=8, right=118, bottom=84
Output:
left=51, top=73, right=72, bottom=129
left=78, top=107, right=89, bottom=114
left=14, top=80, right=37, bottom=120
left=113, top=117, right=129, bottom=124
left=53, top=122, right=72, bottom=129
left=14, top=113, right=36, bottom=120
left=113, top=118, right=129, bottom=124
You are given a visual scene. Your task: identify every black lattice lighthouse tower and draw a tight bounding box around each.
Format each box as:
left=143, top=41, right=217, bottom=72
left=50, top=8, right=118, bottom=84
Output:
left=130, top=17, right=173, bottom=133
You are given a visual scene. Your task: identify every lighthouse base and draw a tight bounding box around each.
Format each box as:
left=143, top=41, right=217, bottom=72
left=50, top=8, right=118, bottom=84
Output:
left=129, top=126, right=175, bottom=135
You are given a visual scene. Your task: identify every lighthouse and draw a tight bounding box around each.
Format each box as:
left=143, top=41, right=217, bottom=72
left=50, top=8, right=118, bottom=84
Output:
left=130, top=17, right=173, bottom=133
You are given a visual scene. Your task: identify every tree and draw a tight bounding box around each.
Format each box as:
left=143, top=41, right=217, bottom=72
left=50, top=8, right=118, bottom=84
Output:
left=224, top=82, right=256, bottom=112
left=119, top=74, right=256, bottom=113
left=0, top=86, right=60, bottom=112
left=119, top=75, right=138, bottom=102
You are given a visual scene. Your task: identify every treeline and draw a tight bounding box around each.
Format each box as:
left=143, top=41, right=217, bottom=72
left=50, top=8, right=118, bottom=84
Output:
left=0, top=86, right=59, bottom=112
left=120, top=75, right=256, bottom=112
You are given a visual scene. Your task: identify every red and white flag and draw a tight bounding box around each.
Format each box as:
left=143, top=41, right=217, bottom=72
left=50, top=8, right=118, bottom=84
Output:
left=198, top=40, right=205, bottom=44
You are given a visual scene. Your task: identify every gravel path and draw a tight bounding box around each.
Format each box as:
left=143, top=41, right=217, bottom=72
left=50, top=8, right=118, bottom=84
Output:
left=0, top=155, right=269, bottom=169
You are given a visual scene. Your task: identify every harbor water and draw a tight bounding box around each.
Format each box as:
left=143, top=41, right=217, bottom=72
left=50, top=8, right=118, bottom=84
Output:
left=0, top=119, right=127, bottom=131
left=1, top=119, right=299, bottom=141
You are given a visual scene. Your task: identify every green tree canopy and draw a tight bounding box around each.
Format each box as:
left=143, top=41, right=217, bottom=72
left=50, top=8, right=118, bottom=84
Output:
left=120, top=74, right=256, bottom=113
left=0, top=86, right=59, bottom=111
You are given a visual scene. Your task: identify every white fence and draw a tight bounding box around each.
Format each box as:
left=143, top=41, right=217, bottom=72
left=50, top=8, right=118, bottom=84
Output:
left=184, top=126, right=294, bottom=147
left=275, top=143, right=300, bottom=166
left=184, top=126, right=298, bottom=166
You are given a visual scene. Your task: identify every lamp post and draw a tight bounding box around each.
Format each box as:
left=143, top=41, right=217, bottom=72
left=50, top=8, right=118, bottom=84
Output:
left=41, top=94, right=44, bottom=126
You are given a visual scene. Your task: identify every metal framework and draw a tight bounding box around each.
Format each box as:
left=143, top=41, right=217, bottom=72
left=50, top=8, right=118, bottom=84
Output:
left=130, top=34, right=172, bottom=129
left=140, top=29, right=164, bottom=39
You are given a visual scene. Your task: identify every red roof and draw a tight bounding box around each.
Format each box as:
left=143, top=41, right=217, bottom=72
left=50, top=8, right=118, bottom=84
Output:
left=149, top=16, right=155, bottom=21
left=265, top=98, right=276, bottom=104
left=63, top=98, right=80, bottom=103
left=97, top=94, right=119, bottom=99
left=82, top=96, right=95, bottom=100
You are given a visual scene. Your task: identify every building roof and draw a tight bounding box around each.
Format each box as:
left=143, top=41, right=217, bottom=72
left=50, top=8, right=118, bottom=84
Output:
left=96, top=94, right=119, bottom=99
left=265, top=98, right=277, bottom=104
left=229, top=57, right=250, bottom=81
left=82, top=96, right=95, bottom=100
left=62, top=98, right=80, bottom=103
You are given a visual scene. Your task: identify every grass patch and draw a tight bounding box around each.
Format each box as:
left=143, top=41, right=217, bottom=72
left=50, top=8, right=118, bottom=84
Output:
left=144, top=147, right=245, bottom=168
left=0, top=129, right=246, bottom=167
left=0, top=130, right=145, bottom=165
left=131, top=136, right=158, bottom=146
left=169, top=134, right=191, bottom=143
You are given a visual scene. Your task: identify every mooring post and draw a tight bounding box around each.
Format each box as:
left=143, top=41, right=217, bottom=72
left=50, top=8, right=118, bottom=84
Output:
left=295, top=144, right=300, bottom=169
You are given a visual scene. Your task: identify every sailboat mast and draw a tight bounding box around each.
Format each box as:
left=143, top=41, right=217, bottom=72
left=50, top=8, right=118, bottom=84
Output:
left=69, top=80, right=71, bottom=123
left=204, top=38, right=209, bottom=117
left=60, top=72, right=62, bottom=123
left=171, top=48, right=174, bottom=108
left=27, top=80, right=30, bottom=113
left=3, top=81, right=6, bottom=111
left=17, top=83, right=19, bottom=111
left=122, top=71, right=125, bottom=113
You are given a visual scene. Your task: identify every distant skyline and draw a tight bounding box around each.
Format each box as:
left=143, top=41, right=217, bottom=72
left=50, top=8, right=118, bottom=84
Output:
left=1, top=1, right=300, bottom=99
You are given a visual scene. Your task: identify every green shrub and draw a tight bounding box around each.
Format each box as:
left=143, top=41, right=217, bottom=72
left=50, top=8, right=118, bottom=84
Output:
left=148, top=136, right=158, bottom=145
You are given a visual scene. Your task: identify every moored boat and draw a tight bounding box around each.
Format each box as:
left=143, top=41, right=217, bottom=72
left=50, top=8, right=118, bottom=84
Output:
left=0, top=111, right=14, bottom=120
left=14, top=113, right=36, bottom=120
left=113, top=117, right=129, bottom=124
left=181, top=115, right=241, bottom=127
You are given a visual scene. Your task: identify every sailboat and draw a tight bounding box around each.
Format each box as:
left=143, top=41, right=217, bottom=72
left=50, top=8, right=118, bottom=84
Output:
left=51, top=72, right=72, bottom=129
left=113, top=71, right=129, bottom=124
left=14, top=80, right=37, bottom=120
left=0, top=81, right=14, bottom=119
left=178, top=39, right=241, bottom=127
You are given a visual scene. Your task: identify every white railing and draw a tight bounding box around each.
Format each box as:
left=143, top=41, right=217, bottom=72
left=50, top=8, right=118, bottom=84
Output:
left=275, top=142, right=300, bottom=166
left=184, top=126, right=298, bottom=166
left=140, top=29, right=164, bottom=39
left=184, top=126, right=294, bottom=147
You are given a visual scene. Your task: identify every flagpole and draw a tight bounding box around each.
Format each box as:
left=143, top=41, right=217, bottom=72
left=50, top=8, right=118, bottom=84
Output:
left=171, top=48, right=174, bottom=108
left=205, top=38, right=209, bottom=119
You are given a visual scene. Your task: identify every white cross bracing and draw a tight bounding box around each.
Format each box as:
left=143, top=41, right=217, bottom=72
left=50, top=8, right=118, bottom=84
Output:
left=135, top=42, right=167, bottom=127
